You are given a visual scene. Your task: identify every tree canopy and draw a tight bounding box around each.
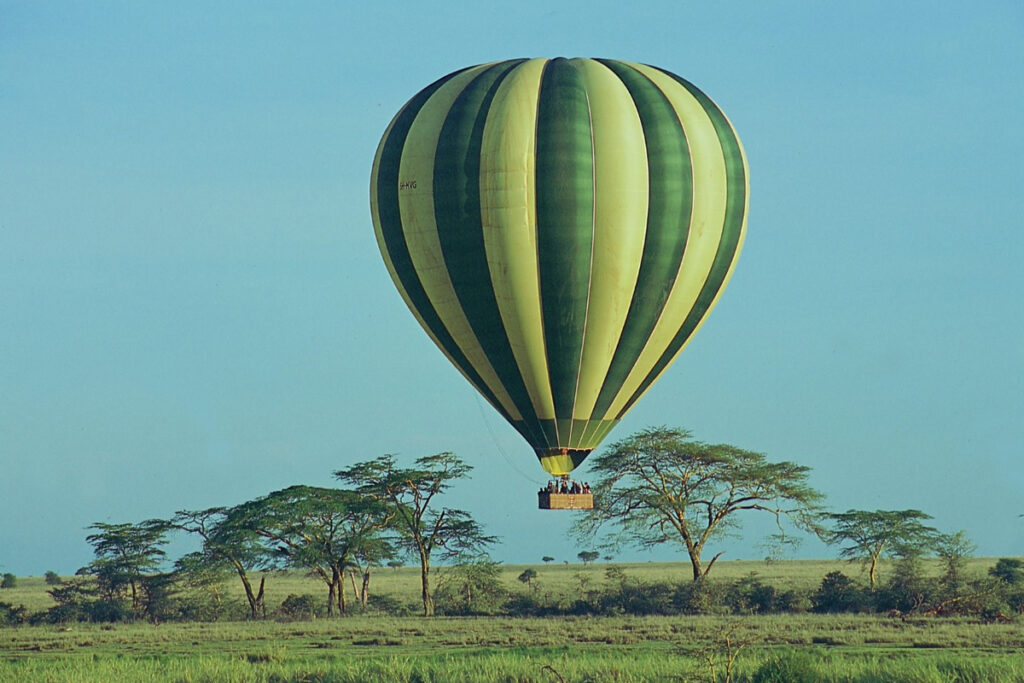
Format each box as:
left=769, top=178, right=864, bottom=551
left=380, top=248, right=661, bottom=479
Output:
left=167, top=507, right=268, bottom=618
left=572, top=427, right=824, bottom=581
left=80, top=520, right=170, bottom=612
left=824, top=509, right=941, bottom=588
left=225, top=485, right=393, bottom=615
left=335, top=453, right=495, bottom=616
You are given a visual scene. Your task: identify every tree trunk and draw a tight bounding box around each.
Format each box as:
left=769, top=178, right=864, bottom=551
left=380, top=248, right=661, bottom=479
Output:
left=327, top=574, right=337, bottom=617
left=689, top=554, right=703, bottom=582
left=360, top=571, right=371, bottom=607
left=255, top=576, right=265, bottom=618
left=348, top=569, right=360, bottom=607
left=420, top=555, right=433, bottom=617
left=236, top=564, right=259, bottom=619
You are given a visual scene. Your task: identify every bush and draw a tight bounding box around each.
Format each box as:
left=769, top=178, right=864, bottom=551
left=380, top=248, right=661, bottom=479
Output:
left=989, top=558, right=1024, bottom=586
left=1, top=573, right=16, bottom=589
left=0, top=602, right=27, bottom=626
left=812, top=571, right=869, bottom=613
left=44, top=571, right=63, bottom=586
left=724, top=574, right=779, bottom=614
left=37, top=580, right=132, bottom=624
left=775, top=589, right=812, bottom=613
left=279, top=594, right=320, bottom=621
left=365, top=593, right=415, bottom=616
left=674, top=579, right=725, bottom=615
left=159, top=594, right=248, bottom=622
left=87, top=599, right=130, bottom=623
left=598, top=580, right=677, bottom=616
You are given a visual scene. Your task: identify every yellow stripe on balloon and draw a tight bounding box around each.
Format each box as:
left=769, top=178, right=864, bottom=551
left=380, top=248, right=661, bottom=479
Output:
left=479, top=58, right=557, bottom=422
left=568, top=58, right=649, bottom=423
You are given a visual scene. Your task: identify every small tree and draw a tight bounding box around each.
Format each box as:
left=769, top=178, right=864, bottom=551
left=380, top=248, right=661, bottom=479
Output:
left=518, top=568, right=539, bottom=591
left=824, top=509, right=940, bottom=588
left=167, top=507, right=268, bottom=619
left=573, top=427, right=824, bottom=581
left=80, top=520, right=170, bottom=611
left=44, top=571, right=63, bottom=586
left=989, top=558, right=1024, bottom=585
left=0, top=573, right=16, bottom=589
left=227, top=486, right=393, bottom=616
left=435, top=556, right=506, bottom=614
left=45, top=580, right=99, bottom=623
left=542, top=556, right=555, bottom=564
left=878, top=546, right=933, bottom=613
left=577, top=551, right=600, bottom=565
left=336, top=453, right=496, bottom=617
left=936, top=530, right=976, bottom=600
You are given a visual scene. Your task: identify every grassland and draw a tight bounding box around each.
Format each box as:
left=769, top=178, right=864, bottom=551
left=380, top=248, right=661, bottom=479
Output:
left=2, top=558, right=1023, bottom=682
left=5, top=556, right=1005, bottom=614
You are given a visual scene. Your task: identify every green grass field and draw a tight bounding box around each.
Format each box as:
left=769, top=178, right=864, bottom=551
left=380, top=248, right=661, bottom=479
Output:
left=5, top=556, right=1006, bottom=614
left=2, top=559, right=1023, bottom=682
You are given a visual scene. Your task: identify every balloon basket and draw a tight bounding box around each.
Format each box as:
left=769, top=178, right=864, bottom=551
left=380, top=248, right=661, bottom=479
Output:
left=537, top=491, right=593, bottom=510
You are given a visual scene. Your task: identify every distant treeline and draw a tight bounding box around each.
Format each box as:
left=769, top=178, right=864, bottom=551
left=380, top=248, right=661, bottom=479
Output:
left=2, top=557, right=1024, bottom=626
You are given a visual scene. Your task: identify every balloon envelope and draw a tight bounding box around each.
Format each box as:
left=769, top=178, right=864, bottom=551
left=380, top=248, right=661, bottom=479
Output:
left=370, top=58, right=748, bottom=475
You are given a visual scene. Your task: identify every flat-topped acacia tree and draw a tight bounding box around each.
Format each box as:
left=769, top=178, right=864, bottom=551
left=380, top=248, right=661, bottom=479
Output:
left=572, top=427, right=825, bottom=582
left=336, top=453, right=496, bottom=617
left=825, top=509, right=941, bottom=588
left=225, top=486, right=393, bottom=616
left=168, top=507, right=269, bottom=619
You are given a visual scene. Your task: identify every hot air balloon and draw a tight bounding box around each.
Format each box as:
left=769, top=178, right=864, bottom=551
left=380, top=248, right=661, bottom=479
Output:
left=370, top=58, right=748, bottom=507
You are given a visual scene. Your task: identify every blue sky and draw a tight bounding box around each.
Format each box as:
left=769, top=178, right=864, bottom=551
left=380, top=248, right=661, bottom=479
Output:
left=2, top=1, right=1022, bottom=575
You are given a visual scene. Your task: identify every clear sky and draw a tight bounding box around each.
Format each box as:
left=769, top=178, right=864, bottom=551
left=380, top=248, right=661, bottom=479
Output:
left=2, top=1, right=1022, bottom=576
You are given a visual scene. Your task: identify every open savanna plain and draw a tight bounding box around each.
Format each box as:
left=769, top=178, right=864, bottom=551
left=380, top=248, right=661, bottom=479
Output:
left=2, top=559, right=1023, bottom=682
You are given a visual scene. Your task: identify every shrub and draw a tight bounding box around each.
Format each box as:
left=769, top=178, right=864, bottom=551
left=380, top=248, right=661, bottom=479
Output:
left=674, top=579, right=726, bottom=615
left=775, top=589, right=811, bottom=613
left=724, top=574, right=779, bottom=614
left=88, top=599, right=130, bottom=623
left=876, top=555, right=937, bottom=614
left=989, top=558, right=1024, bottom=585
left=44, top=571, right=63, bottom=586
left=0, top=602, right=27, bottom=626
left=812, top=571, right=869, bottom=613
left=0, top=573, right=16, bottom=589
left=279, top=594, right=319, bottom=621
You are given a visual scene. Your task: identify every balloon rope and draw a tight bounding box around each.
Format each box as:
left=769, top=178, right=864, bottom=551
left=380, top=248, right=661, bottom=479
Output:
left=474, top=395, right=545, bottom=485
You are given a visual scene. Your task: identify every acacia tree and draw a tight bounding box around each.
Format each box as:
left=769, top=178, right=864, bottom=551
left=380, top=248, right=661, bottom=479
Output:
left=572, top=427, right=824, bottom=582
left=167, top=507, right=268, bottom=618
left=335, top=453, right=496, bottom=616
left=227, top=485, right=393, bottom=616
left=825, top=509, right=941, bottom=588
left=80, top=520, right=170, bottom=611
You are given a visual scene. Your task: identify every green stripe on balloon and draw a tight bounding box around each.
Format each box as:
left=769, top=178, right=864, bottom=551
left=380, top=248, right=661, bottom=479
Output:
left=535, top=58, right=595, bottom=426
